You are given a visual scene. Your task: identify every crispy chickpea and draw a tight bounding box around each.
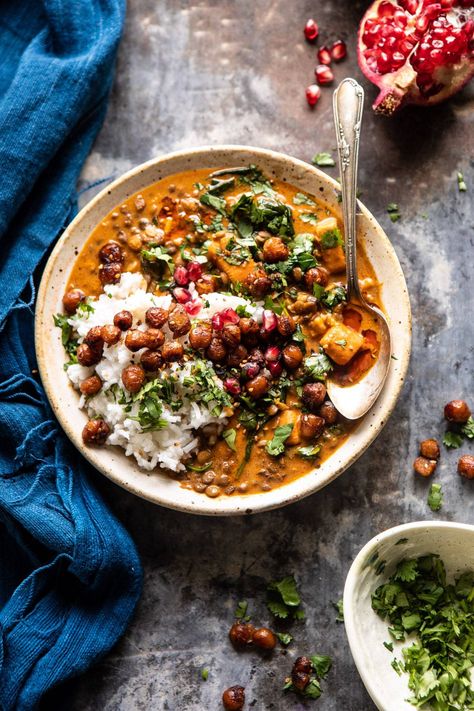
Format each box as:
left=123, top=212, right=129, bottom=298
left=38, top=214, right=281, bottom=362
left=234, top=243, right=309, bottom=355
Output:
left=79, top=375, right=102, bottom=396
left=195, top=274, right=217, bottom=295
left=145, top=328, right=165, bottom=350
left=444, top=399, right=471, bottom=423
left=221, top=323, right=241, bottom=348
left=289, top=293, right=318, bottom=315
left=98, top=241, right=124, bottom=264
left=302, top=382, right=327, bottom=412
left=99, top=262, right=122, bottom=285
left=82, top=419, right=110, bottom=445
left=168, top=305, right=191, bottom=336
left=263, top=237, right=289, bottom=264
left=277, top=314, right=296, bottom=337
left=420, top=439, right=440, bottom=460
left=101, top=325, right=122, bottom=346
left=114, top=310, right=133, bottom=331
left=300, top=413, right=325, bottom=440
left=282, top=344, right=303, bottom=370
left=305, top=266, right=329, bottom=289
left=239, top=317, right=260, bottom=346
left=252, top=627, right=276, bottom=650
left=229, top=622, right=255, bottom=648
left=189, top=322, right=213, bottom=350
left=162, top=341, right=184, bottom=362
left=84, top=326, right=104, bottom=351
left=62, top=288, right=85, bottom=314
left=206, top=337, right=227, bottom=363
left=145, top=307, right=168, bottom=328
left=227, top=344, right=248, bottom=367
left=318, top=401, right=338, bottom=425
left=244, top=269, right=272, bottom=297
left=121, top=364, right=145, bottom=393
left=140, top=349, right=163, bottom=371
left=77, top=343, right=102, bottom=366
left=458, top=454, right=474, bottom=479
left=291, top=656, right=312, bottom=692
left=246, top=374, right=270, bottom=399
left=413, top=456, right=437, bottom=478
left=222, top=686, right=245, bottom=711
left=125, top=329, right=148, bottom=352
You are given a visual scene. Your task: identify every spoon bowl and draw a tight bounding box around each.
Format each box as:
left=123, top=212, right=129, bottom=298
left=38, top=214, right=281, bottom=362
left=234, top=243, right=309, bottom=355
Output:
left=344, top=521, right=474, bottom=711
left=329, top=78, right=392, bottom=420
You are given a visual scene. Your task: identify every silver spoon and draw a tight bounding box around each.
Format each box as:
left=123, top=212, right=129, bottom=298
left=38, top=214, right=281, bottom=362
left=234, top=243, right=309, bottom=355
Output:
left=327, top=78, right=392, bottom=420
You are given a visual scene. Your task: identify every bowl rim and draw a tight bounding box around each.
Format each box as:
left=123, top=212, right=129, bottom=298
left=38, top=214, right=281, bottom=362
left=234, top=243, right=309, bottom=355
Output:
left=343, top=520, right=474, bottom=711
left=35, top=144, right=412, bottom=516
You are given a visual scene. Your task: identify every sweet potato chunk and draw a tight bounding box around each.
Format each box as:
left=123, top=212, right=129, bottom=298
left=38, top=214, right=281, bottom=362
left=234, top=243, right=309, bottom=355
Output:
left=276, top=409, right=302, bottom=445
left=320, top=323, right=364, bottom=366
left=321, top=245, right=346, bottom=273
left=207, top=234, right=256, bottom=284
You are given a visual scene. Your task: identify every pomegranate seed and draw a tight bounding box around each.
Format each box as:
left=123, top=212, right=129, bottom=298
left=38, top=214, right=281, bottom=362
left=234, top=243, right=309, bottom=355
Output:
left=315, top=64, right=334, bottom=85
left=262, top=310, right=278, bottom=332
left=378, top=1, right=395, bottom=17
left=305, top=84, right=321, bottom=107
left=317, top=45, right=332, bottom=64
left=185, top=300, right=202, bottom=316
left=173, top=287, right=192, bottom=303
left=187, top=261, right=203, bottom=281
left=304, top=18, right=319, bottom=42
left=264, top=345, right=281, bottom=363
left=268, top=361, right=283, bottom=379
left=221, top=308, right=239, bottom=324
left=223, top=377, right=241, bottom=396
left=174, top=265, right=189, bottom=286
left=212, top=313, right=224, bottom=330
left=241, top=362, right=260, bottom=380
left=331, top=39, right=347, bottom=61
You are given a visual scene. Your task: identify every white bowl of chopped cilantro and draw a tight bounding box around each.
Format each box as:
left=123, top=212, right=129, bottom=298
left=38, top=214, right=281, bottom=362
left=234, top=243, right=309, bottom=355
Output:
left=344, top=521, right=474, bottom=711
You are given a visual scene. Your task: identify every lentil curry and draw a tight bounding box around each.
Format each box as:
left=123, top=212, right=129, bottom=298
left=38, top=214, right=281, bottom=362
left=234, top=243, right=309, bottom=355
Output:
left=59, top=166, right=383, bottom=498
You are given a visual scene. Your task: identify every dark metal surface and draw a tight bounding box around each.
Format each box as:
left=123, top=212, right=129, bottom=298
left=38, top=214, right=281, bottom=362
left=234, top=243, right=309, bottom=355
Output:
left=69, top=1, right=474, bottom=709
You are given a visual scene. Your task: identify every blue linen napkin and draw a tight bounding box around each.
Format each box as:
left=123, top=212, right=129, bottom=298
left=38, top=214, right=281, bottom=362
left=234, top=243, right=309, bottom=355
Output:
left=0, top=2, right=142, bottom=709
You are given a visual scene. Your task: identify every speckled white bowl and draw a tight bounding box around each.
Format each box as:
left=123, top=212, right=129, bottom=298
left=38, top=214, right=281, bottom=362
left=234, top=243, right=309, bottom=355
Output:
left=344, top=521, right=474, bottom=711
left=35, top=145, right=411, bottom=515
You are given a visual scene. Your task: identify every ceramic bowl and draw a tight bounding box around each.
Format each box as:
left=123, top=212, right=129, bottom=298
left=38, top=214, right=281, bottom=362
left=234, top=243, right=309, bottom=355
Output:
left=344, top=521, right=474, bottom=711
left=35, top=145, right=411, bottom=515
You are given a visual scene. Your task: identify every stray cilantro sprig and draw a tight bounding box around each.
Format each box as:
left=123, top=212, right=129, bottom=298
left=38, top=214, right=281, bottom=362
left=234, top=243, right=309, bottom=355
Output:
left=267, top=575, right=304, bottom=620
left=443, top=416, right=474, bottom=449
left=283, top=654, right=332, bottom=700
left=234, top=600, right=250, bottom=621
left=332, top=599, right=344, bottom=623
left=312, top=152, right=336, bottom=168
left=387, top=203, right=401, bottom=222
left=457, top=171, right=467, bottom=192
left=427, top=483, right=443, bottom=511
left=372, top=555, right=474, bottom=710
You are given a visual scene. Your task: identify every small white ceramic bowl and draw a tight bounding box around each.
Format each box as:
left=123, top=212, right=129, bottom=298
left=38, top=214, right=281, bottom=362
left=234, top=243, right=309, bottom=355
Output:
left=344, top=521, right=474, bottom=711
left=35, top=145, right=411, bottom=515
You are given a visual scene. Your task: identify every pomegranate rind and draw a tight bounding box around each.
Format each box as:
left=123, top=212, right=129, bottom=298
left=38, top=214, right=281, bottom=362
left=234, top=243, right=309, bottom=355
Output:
left=358, top=0, right=474, bottom=114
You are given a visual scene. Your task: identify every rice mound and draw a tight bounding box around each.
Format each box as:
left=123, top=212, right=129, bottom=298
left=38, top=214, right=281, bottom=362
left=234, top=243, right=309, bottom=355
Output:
left=66, top=272, right=258, bottom=472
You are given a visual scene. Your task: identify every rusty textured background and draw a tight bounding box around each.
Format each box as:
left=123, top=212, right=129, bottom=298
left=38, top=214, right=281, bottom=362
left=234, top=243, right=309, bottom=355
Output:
left=60, top=1, right=474, bottom=709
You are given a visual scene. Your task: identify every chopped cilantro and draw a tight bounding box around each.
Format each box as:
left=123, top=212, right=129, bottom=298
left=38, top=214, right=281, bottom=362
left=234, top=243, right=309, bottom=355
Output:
left=223, top=428, right=237, bottom=452
left=312, top=152, right=336, bottom=168
left=200, top=192, right=227, bottom=215
left=461, top=416, right=474, bottom=439
left=141, top=245, right=175, bottom=274
left=387, top=203, right=401, bottom=222
left=200, top=668, right=209, bottom=681
left=267, top=575, right=303, bottom=620
left=276, top=632, right=293, bottom=646
left=313, top=283, right=347, bottom=308
left=320, top=228, right=343, bottom=249
left=427, top=483, right=443, bottom=512
left=293, top=192, right=316, bottom=206
left=230, top=192, right=295, bottom=238
left=266, top=424, right=293, bottom=456
left=236, top=304, right=252, bottom=318
left=283, top=653, right=332, bottom=699
left=304, top=351, right=333, bottom=381
left=300, top=213, right=319, bottom=225
left=131, top=380, right=169, bottom=433
left=372, top=555, right=474, bottom=709
left=332, top=598, right=344, bottom=623
left=298, top=444, right=321, bottom=459
left=457, top=171, right=467, bottom=192
left=443, top=431, right=463, bottom=449
left=234, top=600, right=249, bottom=620
left=383, top=641, right=394, bottom=653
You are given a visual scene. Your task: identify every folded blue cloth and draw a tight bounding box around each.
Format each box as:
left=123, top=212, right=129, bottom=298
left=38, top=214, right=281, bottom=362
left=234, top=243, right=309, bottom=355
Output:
left=0, top=2, right=142, bottom=709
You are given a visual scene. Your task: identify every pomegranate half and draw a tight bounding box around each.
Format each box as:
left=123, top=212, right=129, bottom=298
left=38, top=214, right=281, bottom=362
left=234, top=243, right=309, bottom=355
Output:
left=358, top=0, right=474, bottom=114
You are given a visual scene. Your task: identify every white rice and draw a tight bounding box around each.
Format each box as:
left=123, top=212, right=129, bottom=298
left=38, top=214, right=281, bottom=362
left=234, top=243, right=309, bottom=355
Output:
left=65, top=272, right=259, bottom=472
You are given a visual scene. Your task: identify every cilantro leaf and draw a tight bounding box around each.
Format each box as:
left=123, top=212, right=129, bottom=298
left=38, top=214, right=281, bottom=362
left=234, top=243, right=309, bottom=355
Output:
left=276, top=632, right=293, bottom=646
left=200, top=668, right=209, bottom=681
left=223, top=428, right=237, bottom=452
left=141, top=245, right=175, bottom=274
left=310, top=655, right=332, bottom=679
left=394, top=559, right=419, bottom=583
left=443, top=431, right=463, bottom=449
left=320, top=228, right=343, bottom=249
left=304, top=351, right=333, bottom=381
left=267, top=575, right=303, bottom=621
left=312, top=152, right=335, bottom=168
left=300, top=213, right=319, bottom=225
left=293, top=192, right=316, bottom=206
left=332, top=598, right=344, bottom=623
left=461, top=416, right=474, bottom=439
left=200, top=192, right=227, bottom=215
left=298, top=444, right=321, bottom=459
left=266, top=424, right=293, bottom=457
left=427, top=483, right=443, bottom=511
left=387, top=203, right=401, bottom=222
left=234, top=600, right=248, bottom=619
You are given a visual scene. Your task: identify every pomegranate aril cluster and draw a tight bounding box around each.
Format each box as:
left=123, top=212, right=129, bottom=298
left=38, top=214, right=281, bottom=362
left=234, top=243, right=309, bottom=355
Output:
left=303, top=18, right=347, bottom=107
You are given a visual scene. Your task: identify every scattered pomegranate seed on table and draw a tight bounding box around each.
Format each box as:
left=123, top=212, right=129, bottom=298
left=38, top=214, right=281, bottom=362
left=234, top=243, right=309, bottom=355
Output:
left=304, top=18, right=319, bottom=42
left=315, top=64, right=334, bottom=85
left=317, top=45, right=332, bottom=65
left=305, top=83, right=321, bottom=107
left=331, top=39, right=347, bottom=61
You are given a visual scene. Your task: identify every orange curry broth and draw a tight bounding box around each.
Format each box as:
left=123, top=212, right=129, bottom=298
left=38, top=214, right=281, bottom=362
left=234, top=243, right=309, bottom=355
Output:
left=67, top=168, right=383, bottom=495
